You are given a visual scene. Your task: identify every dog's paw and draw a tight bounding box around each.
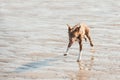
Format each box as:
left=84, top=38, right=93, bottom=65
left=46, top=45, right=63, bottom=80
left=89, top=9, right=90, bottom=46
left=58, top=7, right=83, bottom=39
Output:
left=77, top=59, right=82, bottom=62
left=64, top=54, right=67, bottom=56
left=77, top=59, right=80, bottom=62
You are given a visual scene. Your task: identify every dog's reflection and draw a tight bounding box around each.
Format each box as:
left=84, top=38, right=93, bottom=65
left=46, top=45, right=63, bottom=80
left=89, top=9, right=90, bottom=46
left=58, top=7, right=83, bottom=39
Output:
left=77, top=55, right=94, bottom=80
left=79, top=56, right=94, bottom=70
left=70, top=55, right=94, bottom=80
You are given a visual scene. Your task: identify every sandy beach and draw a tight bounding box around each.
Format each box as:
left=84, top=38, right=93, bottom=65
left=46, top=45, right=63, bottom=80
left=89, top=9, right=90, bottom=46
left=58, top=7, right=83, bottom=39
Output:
left=0, top=0, right=120, bottom=80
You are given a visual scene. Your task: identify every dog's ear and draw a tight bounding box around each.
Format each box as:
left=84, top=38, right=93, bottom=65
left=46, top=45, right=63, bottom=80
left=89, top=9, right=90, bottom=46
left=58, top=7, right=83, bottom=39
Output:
left=74, top=23, right=80, bottom=27
left=67, top=24, right=71, bottom=31
left=75, top=26, right=80, bottom=32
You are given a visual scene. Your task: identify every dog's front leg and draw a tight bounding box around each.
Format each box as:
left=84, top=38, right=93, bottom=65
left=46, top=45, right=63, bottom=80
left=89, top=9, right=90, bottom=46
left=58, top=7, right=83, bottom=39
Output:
left=64, top=42, right=73, bottom=56
left=77, top=38, right=82, bottom=62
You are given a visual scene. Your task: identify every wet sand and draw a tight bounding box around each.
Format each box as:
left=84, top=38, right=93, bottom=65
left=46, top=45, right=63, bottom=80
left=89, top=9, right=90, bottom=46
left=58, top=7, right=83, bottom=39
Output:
left=0, top=0, right=120, bottom=80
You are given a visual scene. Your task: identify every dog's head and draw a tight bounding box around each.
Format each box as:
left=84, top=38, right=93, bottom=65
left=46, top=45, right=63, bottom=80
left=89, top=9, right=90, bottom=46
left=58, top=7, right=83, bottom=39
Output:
left=67, top=24, right=81, bottom=43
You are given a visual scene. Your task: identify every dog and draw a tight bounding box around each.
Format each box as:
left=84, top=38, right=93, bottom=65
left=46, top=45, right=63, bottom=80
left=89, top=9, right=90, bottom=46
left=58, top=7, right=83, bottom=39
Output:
left=64, top=23, right=94, bottom=62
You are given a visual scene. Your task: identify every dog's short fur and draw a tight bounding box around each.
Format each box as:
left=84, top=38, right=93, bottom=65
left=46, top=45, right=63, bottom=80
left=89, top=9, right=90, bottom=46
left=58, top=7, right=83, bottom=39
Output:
left=64, top=23, right=94, bottom=62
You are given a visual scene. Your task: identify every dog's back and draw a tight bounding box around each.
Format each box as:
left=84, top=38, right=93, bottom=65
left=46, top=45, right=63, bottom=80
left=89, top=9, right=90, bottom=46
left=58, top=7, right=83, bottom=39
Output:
left=78, top=23, right=90, bottom=38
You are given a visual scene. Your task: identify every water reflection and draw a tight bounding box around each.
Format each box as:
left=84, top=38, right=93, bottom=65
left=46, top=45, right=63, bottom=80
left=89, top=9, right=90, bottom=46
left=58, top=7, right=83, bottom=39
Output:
left=70, top=55, right=95, bottom=80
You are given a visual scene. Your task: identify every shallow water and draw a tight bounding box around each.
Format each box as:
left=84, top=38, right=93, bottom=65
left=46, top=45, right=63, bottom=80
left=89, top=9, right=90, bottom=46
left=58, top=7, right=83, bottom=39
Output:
left=0, top=0, right=120, bottom=80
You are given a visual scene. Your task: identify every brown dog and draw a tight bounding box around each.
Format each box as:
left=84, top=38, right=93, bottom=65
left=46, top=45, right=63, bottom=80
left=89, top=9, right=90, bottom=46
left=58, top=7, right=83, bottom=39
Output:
left=64, top=23, right=94, bottom=62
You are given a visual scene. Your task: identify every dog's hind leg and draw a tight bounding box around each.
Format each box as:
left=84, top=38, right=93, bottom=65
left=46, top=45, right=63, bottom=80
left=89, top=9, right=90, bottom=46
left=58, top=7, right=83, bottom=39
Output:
left=86, top=33, right=94, bottom=47
left=64, top=42, right=73, bottom=56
